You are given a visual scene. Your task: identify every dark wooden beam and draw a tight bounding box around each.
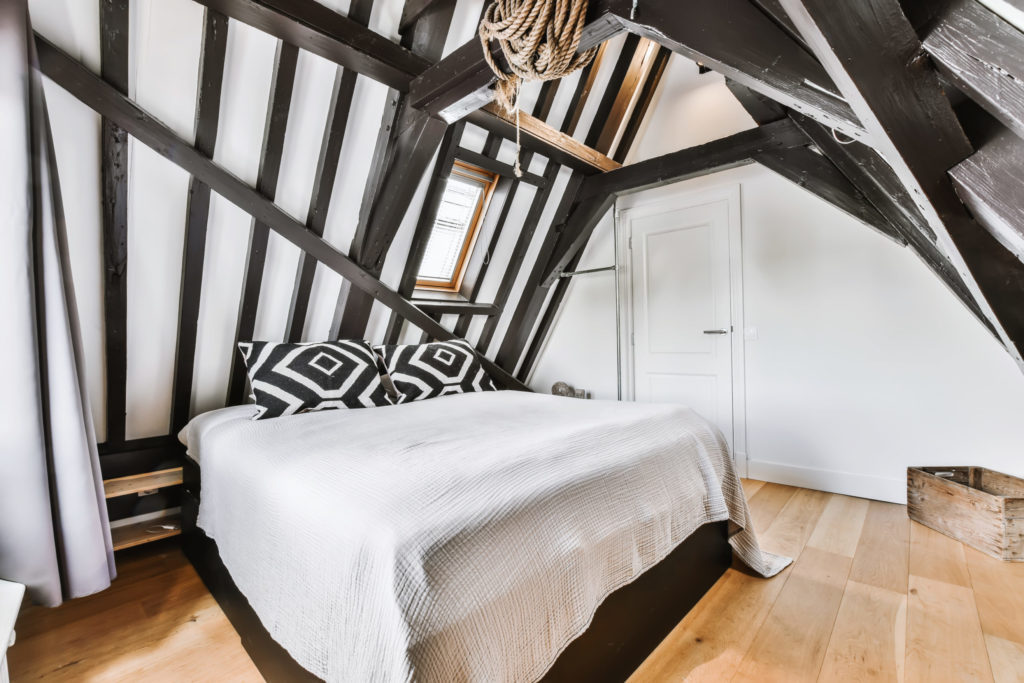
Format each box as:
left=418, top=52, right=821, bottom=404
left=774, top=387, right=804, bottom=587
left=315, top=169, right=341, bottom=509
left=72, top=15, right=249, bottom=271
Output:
left=331, top=1, right=456, bottom=339
left=455, top=82, right=562, bottom=339
left=283, top=0, right=374, bottom=343
left=613, top=46, right=671, bottom=163
left=754, top=146, right=903, bottom=243
left=494, top=173, right=586, bottom=371
left=170, top=8, right=229, bottom=432
left=193, top=0, right=607, bottom=174
left=99, top=0, right=130, bottom=445
left=391, top=122, right=465, bottom=305
left=411, top=301, right=500, bottom=316
left=779, top=0, right=1024, bottom=364
left=588, top=0, right=867, bottom=141
left=35, top=34, right=528, bottom=392
left=540, top=119, right=808, bottom=286
left=950, top=127, right=1024, bottom=262
left=725, top=78, right=787, bottom=124
left=591, top=34, right=643, bottom=153
left=790, top=112, right=993, bottom=331
left=191, top=0, right=426, bottom=90
left=226, top=41, right=299, bottom=404
left=923, top=0, right=1024, bottom=143
left=455, top=147, right=547, bottom=186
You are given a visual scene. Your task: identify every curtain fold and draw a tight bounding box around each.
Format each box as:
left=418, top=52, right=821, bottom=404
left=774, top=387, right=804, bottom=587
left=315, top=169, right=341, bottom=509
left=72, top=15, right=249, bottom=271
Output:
left=0, top=1, right=116, bottom=607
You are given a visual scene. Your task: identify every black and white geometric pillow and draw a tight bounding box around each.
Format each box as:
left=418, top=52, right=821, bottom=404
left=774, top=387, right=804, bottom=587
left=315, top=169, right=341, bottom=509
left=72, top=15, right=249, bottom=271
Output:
left=374, top=339, right=497, bottom=404
left=237, top=340, right=394, bottom=419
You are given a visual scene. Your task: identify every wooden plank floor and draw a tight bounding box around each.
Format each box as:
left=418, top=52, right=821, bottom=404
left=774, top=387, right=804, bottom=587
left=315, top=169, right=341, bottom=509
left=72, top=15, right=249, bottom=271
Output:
left=10, top=481, right=1022, bottom=681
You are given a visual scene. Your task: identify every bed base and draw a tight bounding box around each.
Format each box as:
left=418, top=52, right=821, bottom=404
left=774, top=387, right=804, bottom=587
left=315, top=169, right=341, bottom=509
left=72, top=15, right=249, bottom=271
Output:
left=181, top=460, right=731, bottom=682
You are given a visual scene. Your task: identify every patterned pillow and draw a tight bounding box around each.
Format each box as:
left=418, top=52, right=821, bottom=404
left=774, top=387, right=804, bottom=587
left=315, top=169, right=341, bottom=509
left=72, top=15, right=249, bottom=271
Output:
left=237, top=340, right=393, bottom=419
left=374, top=339, right=497, bottom=403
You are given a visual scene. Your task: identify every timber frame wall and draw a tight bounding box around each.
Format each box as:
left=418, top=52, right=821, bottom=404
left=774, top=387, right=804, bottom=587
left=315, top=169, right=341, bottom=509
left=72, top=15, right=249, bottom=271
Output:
left=31, top=0, right=1024, bottom=528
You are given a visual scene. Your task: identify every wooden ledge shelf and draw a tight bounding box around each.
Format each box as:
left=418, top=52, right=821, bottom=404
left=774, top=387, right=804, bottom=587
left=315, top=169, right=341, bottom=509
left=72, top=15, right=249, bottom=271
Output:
left=111, top=513, right=182, bottom=551
left=104, top=467, right=182, bottom=499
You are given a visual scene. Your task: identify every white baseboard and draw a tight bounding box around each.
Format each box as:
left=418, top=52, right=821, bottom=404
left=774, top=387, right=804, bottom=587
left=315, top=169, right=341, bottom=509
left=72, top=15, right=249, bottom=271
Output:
left=746, top=460, right=906, bottom=504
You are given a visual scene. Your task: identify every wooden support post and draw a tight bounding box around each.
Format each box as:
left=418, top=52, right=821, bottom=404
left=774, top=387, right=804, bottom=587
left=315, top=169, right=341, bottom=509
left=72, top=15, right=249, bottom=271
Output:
left=99, top=0, right=130, bottom=445
left=170, top=8, right=229, bottom=432
left=34, top=35, right=528, bottom=392
left=283, top=0, right=373, bottom=343
left=330, top=1, right=456, bottom=340
left=226, top=41, right=299, bottom=405
left=779, top=0, right=1024, bottom=364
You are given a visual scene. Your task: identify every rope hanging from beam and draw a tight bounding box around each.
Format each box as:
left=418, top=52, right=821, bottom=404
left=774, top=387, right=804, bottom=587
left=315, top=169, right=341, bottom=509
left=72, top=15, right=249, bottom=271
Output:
left=479, top=0, right=597, bottom=175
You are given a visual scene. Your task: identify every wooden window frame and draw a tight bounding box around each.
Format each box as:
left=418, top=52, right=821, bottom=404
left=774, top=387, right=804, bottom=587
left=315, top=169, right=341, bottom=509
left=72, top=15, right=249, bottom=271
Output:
left=415, top=159, right=499, bottom=293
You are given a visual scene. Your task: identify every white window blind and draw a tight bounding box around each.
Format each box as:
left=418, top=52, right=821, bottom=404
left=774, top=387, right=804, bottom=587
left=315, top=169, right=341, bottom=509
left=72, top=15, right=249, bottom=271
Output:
left=417, top=175, right=485, bottom=283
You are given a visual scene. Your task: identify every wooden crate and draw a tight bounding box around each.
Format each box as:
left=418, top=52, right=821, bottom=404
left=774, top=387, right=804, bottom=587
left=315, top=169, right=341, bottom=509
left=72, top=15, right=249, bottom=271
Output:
left=907, top=466, right=1024, bottom=561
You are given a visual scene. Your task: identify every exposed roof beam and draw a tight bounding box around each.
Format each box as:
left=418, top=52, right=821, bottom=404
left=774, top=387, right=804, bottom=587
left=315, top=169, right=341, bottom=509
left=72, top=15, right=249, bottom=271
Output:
left=455, top=147, right=548, bottom=186
left=192, top=0, right=425, bottom=89
left=778, top=0, right=1024, bottom=366
left=171, top=8, right=229, bottom=431
left=191, top=0, right=610, bottom=174
left=407, top=6, right=620, bottom=119
left=472, top=104, right=620, bottom=172
left=950, top=127, right=1024, bottom=262
left=227, top=40, right=300, bottom=404
left=412, top=301, right=501, bottom=316
left=755, top=147, right=903, bottom=244
left=923, top=0, right=1024, bottom=143
left=414, top=0, right=866, bottom=141
left=539, top=117, right=808, bottom=286
left=605, top=0, right=867, bottom=142
left=34, top=34, right=527, bottom=391
left=98, top=0, right=130, bottom=445
left=789, top=112, right=994, bottom=332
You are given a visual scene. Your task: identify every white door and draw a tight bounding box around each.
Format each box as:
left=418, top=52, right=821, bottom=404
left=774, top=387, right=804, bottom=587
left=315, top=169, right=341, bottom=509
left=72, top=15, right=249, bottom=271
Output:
left=625, top=197, right=737, bottom=449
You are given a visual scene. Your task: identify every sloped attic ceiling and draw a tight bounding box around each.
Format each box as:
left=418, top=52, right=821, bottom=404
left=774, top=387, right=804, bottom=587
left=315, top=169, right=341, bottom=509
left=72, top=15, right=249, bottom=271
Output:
left=27, top=0, right=1024, bottom=456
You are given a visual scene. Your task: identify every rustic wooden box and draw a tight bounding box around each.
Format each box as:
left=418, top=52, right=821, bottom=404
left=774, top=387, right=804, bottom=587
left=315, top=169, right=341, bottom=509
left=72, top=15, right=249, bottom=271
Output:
left=908, top=467, right=1024, bottom=561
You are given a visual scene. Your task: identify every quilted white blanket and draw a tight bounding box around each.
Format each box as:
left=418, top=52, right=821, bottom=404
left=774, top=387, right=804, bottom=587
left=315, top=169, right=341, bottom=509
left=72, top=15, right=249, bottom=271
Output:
left=181, top=391, right=788, bottom=683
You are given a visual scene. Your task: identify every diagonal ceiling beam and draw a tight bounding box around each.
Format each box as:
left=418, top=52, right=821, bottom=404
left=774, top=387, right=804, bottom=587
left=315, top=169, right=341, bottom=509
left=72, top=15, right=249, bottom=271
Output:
left=34, top=34, right=527, bottom=391
left=536, top=118, right=808, bottom=287
left=778, top=0, right=1024, bottom=367
left=923, top=0, right=1024, bottom=143
left=414, top=0, right=866, bottom=141
left=190, top=0, right=610, bottom=174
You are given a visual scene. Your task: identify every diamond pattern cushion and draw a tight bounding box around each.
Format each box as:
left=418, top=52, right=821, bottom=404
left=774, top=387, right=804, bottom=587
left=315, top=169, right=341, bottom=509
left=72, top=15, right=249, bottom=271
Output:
left=237, top=340, right=393, bottom=419
left=374, top=339, right=497, bottom=403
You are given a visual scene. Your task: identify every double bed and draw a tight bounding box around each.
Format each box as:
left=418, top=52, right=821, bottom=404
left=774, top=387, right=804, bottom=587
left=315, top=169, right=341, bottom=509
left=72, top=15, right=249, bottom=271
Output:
left=180, top=391, right=785, bottom=682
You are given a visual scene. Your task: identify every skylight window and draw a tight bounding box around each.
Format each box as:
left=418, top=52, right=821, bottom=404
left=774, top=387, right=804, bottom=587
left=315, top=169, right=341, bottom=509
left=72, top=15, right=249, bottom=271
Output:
left=416, top=161, right=498, bottom=292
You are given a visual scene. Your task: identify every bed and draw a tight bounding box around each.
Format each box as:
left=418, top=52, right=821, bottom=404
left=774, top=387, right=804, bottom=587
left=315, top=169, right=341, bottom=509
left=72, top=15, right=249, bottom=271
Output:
left=179, top=391, right=786, bottom=682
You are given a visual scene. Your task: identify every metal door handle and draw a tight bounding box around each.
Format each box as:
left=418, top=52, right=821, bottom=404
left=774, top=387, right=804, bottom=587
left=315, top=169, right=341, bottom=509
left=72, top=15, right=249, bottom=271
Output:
left=703, top=329, right=728, bottom=335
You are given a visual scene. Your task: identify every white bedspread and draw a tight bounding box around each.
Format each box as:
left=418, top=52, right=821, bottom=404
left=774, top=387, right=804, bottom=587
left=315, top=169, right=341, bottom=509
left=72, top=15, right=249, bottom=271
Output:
left=181, top=391, right=787, bottom=683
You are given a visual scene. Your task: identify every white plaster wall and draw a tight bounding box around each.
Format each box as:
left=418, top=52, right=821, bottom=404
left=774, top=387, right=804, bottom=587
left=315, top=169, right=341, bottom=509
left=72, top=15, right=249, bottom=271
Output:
left=530, top=57, right=1024, bottom=502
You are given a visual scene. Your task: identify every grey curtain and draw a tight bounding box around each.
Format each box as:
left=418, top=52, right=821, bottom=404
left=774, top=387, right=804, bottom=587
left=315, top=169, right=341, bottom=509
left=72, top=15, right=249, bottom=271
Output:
left=0, top=1, right=116, bottom=606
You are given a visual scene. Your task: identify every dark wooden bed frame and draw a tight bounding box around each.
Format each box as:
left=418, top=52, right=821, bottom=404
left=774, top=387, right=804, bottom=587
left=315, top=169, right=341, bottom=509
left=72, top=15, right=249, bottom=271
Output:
left=182, top=458, right=732, bottom=683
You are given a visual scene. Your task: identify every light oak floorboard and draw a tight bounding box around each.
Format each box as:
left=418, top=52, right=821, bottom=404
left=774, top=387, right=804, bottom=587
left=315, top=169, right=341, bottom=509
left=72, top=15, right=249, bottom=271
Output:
left=745, top=483, right=800, bottom=539
left=757, top=487, right=832, bottom=559
left=732, top=547, right=852, bottom=683
left=741, top=478, right=766, bottom=499
left=818, top=580, right=906, bottom=683
left=9, top=546, right=260, bottom=682
left=849, top=500, right=910, bottom=594
left=908, top=521, right=972, bottom=588
left=984, top=634, right=1024, bottom=683
left=905, top=574, right=992, bottom=682
left=626, top=567, right=789, bottom=683
left=807, top=494, right=870, bottom=559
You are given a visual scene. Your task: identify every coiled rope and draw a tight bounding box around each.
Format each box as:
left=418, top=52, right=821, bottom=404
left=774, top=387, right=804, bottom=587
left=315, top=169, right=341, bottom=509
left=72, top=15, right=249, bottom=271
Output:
left=479, top=0, right=597, bottom=175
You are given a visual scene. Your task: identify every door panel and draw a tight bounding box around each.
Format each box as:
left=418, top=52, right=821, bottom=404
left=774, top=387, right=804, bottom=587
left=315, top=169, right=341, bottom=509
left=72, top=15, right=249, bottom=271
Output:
left=629, top=198, right=734, bottom=448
